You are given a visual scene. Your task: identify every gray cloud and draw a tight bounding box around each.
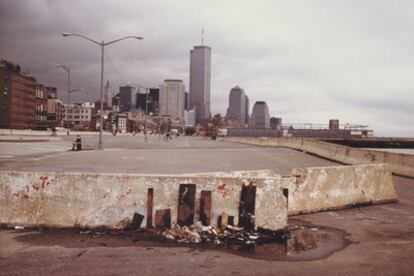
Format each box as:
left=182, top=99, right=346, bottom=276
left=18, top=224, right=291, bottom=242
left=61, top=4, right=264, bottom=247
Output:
left=1, top=0, right=413, bottom=136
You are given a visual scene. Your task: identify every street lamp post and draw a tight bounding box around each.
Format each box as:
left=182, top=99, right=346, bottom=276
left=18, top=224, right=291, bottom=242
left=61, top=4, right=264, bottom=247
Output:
left=56, top=64, right=70, bottom=135
left=62, top=33, right=143, bottom=149
left=56, top=64, right=83, bottom=135
left=145, top=87, right=148, bottom=143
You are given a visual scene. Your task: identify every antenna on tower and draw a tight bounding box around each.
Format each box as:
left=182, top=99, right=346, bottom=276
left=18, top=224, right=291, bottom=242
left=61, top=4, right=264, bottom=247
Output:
left=201, top=28, right=204, bottom=46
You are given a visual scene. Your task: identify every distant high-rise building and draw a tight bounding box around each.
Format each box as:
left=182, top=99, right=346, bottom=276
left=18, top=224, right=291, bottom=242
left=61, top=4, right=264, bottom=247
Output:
left=184, top=91, right=189, bottom=111
left=104, top=81, right=112, bottom=107
left=159, top=79, right=185, bottom=119
left=136, top=92, right=147, bottom=113
left=189, top=45, right=211, bottom=123
left=225, top=86, right=249, bottom=125
left=270, top=117, right=282, bottom=130
left=135, top=87, right=160, bottom=115
left=111, top=94, right=120, bottom=112
left=148, top=88, right=160, bottom=115
left=119, top=86, right=134, bottom=112
left=249, top=101, right=270, bottom=129
left=245, top=95, right=249, bottom=124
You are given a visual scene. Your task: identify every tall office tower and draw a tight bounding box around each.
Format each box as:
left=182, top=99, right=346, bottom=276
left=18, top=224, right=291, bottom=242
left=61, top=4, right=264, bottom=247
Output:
left=112, top=94, right=120, bottom=112
left=244, top=95, right=249, bottom=124
left=184, top=91, right=189, bottom=111
left=159, top=79, right=185, bottom=119
left=136, top=92, right=147, bottom=113
left=225, top=86, right=248, bottom=125
left=148, top=88, right=160, bottom=115
left=189, top=45, right=211, bottom=123
left=249, top=101, right=270, bottom=129
left=104, top=81, right=112, bottom=107
left=119, top=85, right=134, bottom=112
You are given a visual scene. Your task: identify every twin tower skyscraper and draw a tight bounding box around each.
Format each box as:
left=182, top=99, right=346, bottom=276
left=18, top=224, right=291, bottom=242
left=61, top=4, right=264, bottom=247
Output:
left=189, top=45, right=211, bottom=124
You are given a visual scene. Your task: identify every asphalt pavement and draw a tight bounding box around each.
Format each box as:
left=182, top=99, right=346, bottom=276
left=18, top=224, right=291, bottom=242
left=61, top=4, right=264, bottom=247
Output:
left=0, top=134, right=413, bottom=275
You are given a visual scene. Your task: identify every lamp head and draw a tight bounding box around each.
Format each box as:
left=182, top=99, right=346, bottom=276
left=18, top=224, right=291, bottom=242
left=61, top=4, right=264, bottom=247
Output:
left=61, top=32, right=72, bottom=37
left=134, top=36, right=144, bottom=40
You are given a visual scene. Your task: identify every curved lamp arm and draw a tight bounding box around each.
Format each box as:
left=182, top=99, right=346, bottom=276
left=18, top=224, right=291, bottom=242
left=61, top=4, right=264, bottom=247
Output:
left=62, top=33, right=101, bottom=45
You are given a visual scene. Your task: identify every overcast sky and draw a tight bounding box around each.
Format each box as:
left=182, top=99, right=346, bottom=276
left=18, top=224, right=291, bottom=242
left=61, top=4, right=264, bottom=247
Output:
left=1, top=0, right=413, bottom=136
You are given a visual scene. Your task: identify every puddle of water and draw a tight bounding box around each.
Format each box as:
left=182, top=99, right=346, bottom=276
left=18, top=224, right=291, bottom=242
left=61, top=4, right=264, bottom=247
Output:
left=9, top=220, right=351, bottom=262
left=220, top=225, right=349, bottom=261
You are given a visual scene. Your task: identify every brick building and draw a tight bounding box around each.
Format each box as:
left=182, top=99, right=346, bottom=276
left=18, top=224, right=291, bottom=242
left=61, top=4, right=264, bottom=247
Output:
left=0, top=63, right=36, bottom=129
left=47, top=98, right=64, bottom=129
left=34, top=84, right=49, bottom=130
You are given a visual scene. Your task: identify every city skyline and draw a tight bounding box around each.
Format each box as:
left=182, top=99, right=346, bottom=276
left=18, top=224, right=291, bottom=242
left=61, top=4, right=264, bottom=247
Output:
left=1, top=1, right=414, bottom=136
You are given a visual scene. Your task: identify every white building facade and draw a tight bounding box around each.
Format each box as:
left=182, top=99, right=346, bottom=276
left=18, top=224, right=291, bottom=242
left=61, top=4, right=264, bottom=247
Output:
left=64, top=103, right=93, bottom=124
left=159, top=79, right=185, bottom=119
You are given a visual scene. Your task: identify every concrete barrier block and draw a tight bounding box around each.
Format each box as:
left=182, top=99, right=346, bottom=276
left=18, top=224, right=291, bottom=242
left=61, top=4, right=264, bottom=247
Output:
left=0, top=172, right=287, bottom=231
left=285, top=164, right=398, bottom=215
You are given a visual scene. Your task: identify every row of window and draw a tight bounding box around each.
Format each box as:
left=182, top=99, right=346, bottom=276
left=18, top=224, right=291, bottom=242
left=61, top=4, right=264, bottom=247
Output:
left=67, top=115, right=91, bottom=119
left=35, top=105, right=47, bottom=112
left=65, top=109, right=90, bottom=114
left=35, top=115, right=47, bottom=122
left=35, top=89, right=47, bottom=99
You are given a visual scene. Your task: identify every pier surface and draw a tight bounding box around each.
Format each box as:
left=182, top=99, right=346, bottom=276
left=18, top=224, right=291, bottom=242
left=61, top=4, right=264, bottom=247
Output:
left=0, top=135, right=413, bottom=275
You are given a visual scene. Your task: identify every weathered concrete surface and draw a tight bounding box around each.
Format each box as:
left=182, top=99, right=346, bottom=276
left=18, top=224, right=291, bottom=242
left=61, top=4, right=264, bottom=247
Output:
left=0, top=172, right=287, bottom=231
left=190, top=166, right=398, bottom=216
left=221, top=136, right=414, bottom=178
left=181, top=169, right=280, bottom=178
left=0, top=164, right=398, bottom=231
left=283, top=164, right=398, bottom=215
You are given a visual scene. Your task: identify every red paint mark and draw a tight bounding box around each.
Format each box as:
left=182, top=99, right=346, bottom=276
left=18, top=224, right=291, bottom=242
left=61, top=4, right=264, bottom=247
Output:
left=23, top=194, right=29, bottom=199
left=39, top=175, right=49, bottom=189
left=32, top=184, right=40, bottom=191
left=215, top=183, right=230, bottom=198
left=217, top=183, right=226, bottom=190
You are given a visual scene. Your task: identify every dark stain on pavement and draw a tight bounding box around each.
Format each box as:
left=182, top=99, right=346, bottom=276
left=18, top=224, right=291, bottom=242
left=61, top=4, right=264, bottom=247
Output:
left=11, top=219, right=352, bottom=262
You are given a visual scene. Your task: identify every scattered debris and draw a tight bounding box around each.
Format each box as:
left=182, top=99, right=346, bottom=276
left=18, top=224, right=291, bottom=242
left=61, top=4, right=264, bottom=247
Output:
left=155, top=209, right=171, bottom=228
left=14, top=226, right=24, bottom=230
left=160, top=220, right=287, bottom=246
left=127, top=213, right=144, bottom=230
